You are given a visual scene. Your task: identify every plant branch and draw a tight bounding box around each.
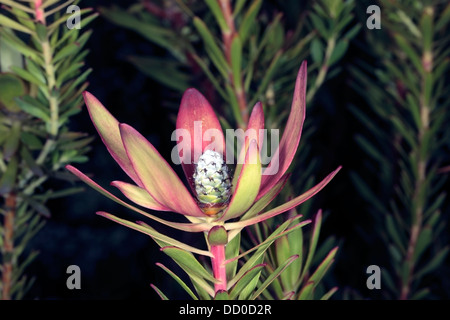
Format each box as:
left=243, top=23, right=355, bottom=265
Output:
left=210, top=244, right=227, bottom=294
left=1, top=193, right=16, bottom=300
left=307, top=36, right=336, bottom=102
left=399, top=44, right=432, bottom=301
left=219, top=0, right=248, bottom=126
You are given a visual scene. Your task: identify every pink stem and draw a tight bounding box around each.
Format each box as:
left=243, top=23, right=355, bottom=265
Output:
left=211, top=244, right=227, bottom=293
left=34, top=0, right=45, bottom=23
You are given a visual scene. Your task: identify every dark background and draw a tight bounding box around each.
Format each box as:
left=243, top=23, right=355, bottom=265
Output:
left=23, top=0, right=450, bottom=300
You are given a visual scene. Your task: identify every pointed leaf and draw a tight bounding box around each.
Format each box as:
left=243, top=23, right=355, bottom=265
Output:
left=150, top=284, right=169, bottom=300
left=320, top=287, right=338, bottom=300
left=239, top=0, right=263, bottom=43
left=111, top=180, right=170, bottom=211
left=307, top=247, right=338, bottom=287
left=120, top=123, right=205, bottom=217
left=233, top=101, right=264, bottom=181
left=251, top=255, right=299, bottom=300
left=0, top=156, right=18, bottom=195
left=258, top=61, right=308, bottom=200
left=66, top=165, right=210, bottom=232
left=226, top=166, right=341, bottom=230
left=83, top=92, right=142, bottom=186
left=298, top=281, right=315, bottom=300
left=0, top=14, right=33, bottom=34
left=161, top=246, right=217, bottom=282
left=97, top=212, right=212, bottom=257
left=193, top=17, right=229, bottom=79
left=156, top=263, right=199, bottom=300
left=220, top=140, right=261, bottom=221
left=229, top=264, right=265, bottom=300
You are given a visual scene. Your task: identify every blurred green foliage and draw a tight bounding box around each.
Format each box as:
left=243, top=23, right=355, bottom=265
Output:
left=349, top=0, right=450, bottom=299
left=0, top=0, right=96, bottom=299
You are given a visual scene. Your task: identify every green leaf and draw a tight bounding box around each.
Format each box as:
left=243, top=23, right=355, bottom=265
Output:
left=413, top=227, right=432, bottom=263
left=56, top=62, right=84, bottom=88
left=230, top=35, right=243, bottom=90
left=191, top=53, right=228, bottom=100
left=0, top=156, right=18, bottom=195
left=10, top=65, right=45, bottom=87
left=97, top=212, right=212, bottom=256
left=1, top=0, right=34, bottom=14
left=99, top=7, right=183, bottom=61
left=150, top=284, right=169, bottom=300
left=435, top=3, right=450, bottom=31
left=304, top=247, right=338, bottom=296
left=20, top=132, right=43, bottom=150
left=214, top=291, right=229, bottom=300
left=414, top=246, right=449, bottom=279
left=343, top=23, right=361, bottom=40
left=156, top=263, right=198, bottom=300
left=59, top=68, right=92, bottom=102
left=161, top=246, right=218, bottom=298
left=25, top=58, right=46, bottom=85
left=26, top=198, right=51, bottom=218
left=205, top=0, right=229, bottom=32
left=310, top=12, right=329, bottom=38
left=396, top=9, right=421, bottom=38
left=328, top=39, right=348, bottom=66
left=393, top=33, right=423, bottom=73
left=229, top=264, right=265, bottom=300
left=248, top=49, right=282, bottom=108
left=238, top=0, right=262, bottom=44
left=20, top=146, right=44, bottom=177
left=390, top=115, right=416, bottom=148
left=410, top=287, right=430, bottom=300
left=300, top=211, right=323, bottom=284
left=3, top=121, right=21, bottom=160
left=350, top=171, right=386, bottom=214
left=386, top=214, right=406, bottom=253
left=0, top=14, right=33, bottom=34
left=320, top=287, right=338, bottom=300
left=251, top=255, right=299, bottom=300
left=310, top=38, right=323, bottom=64
left=35, top=22, right=47, bottom=42
left=420, top=9, right=433, bottom=52
left=286, top=222, right=303, bottom=288
left=275, top=235, right=292, bottom=289
left=127, top=56, right=190, bottom=92
left=53, top=43, right=82, bottom=64
left=223, top=140, right=261, bottom=221
left=297, top=281, right=315, bottom=300
left=15, top=97, right=50, bottom=122
left=193, top=17, right=230, bottom=79
left=0, top=73, right=26, bottom=112
left=354, top=134, right=385, bottom=163
left=227, top=217, right=305, bottom=289
left=225, top=232, right=240, bottom=280
left=0, top=30, right=41, bottom=64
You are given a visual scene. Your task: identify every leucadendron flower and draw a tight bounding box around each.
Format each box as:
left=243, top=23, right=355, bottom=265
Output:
left=66, top=61, right=340, bottom=249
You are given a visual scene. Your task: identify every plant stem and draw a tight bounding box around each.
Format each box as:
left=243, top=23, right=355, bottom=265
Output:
left=1, top=193, right=16, bottom=300
left=306, top=36, right=335, bottom=102
left=22, top=1, right=58, bottom=183
left=210, top=244, right=227, bottom=293
left=219, top=0, right=248, bottom=126
left=399, top=47, right=432, bottom=300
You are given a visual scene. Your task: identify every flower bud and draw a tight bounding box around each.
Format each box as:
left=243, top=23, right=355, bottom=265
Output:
left=193, top=150, right=231, bottom=215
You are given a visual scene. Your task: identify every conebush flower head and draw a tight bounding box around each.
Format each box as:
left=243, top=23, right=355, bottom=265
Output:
left=193, top=149, right=232, bottom=212
left=66, top=61, right=341, bottom=296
